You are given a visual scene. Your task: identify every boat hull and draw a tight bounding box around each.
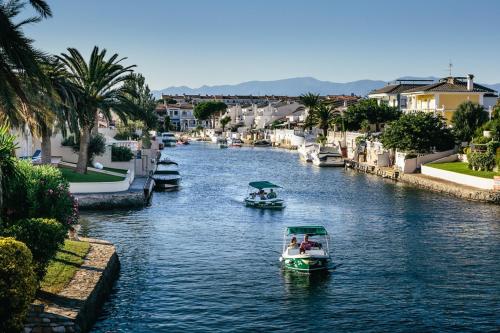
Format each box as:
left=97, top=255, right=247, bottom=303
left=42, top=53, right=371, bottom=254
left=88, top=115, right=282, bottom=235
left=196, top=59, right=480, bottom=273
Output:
left=245, top=198, right=285, bottom=209
left=282, top=257, right=329, bottom=272
left=312, top=159, right=345, bottom=167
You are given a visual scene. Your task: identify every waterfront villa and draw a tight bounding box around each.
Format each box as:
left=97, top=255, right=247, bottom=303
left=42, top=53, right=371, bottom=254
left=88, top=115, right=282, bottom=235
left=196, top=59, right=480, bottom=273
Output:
left=368, top=80, right=434, bottom=111
left=400, top=75, right=498, bottom=122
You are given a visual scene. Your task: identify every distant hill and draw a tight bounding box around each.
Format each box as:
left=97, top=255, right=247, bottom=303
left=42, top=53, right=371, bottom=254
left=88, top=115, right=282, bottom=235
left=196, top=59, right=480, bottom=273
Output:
left=152, top=76, right=500, bottom=98
left=153, top=77, right=386, bottom=97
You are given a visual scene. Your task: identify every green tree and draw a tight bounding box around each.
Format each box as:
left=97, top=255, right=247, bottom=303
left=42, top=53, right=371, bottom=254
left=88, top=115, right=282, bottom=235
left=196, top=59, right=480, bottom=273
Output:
left=0, top=0, right=51, bottom=118
left=121, top=73, right=158, bottom=131
left=193, top=101, right=227, bottom=128
left=381, top=112, right=455, bottom=153
left=309, top=103, right=337, bottom=136
left=299, top=93, right=321, bottom=129
left=57, top=47, right=136, bottom=174
left=451, top=101, right=489, bottom=142
left=343, top=99, right=400, bottom=131
left=22, top=59, right=77, bottom=164
left=220, top=116, right=231, bottom=132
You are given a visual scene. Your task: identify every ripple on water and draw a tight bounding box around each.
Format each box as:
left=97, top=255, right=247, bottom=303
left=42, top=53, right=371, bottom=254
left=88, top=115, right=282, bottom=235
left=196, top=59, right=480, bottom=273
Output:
left=82, top=144, right=500, bottom=332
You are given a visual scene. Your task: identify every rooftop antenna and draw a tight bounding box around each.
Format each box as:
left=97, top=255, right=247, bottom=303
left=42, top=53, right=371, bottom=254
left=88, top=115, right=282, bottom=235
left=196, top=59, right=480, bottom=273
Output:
left=447, top=61, right=453, bottom=76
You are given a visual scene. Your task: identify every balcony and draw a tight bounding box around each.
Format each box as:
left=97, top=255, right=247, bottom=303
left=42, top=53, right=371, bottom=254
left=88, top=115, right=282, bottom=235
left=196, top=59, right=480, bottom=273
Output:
left=401, top=107, right=445, bottom=116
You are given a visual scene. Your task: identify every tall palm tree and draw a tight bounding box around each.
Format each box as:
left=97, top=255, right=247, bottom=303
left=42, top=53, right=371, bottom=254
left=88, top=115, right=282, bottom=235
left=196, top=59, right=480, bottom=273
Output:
left=0, top=0, right=51, bottom=117
left=57, top=47, right=136, bottom=174
left=299, top=92, right=321, bottom=129
left=23, top=59, right=77, bottom=164
left=311, top=103, right=337, bottom=137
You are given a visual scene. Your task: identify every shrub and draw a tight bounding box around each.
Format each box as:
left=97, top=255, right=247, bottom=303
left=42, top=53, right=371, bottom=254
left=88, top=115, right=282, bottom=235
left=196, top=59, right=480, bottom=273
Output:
left=112, top=145, right=134, bottom=162
left=61, top=135, right=76, bottom=147
left=72, top=133, right=106, bottom=165
left=4, top=218, right=66, bottom=280
left=3, top=160, right=78, bottom=226
left=0, top=237, right=37, bottom=333
left=467, top=141, right=500, bottom=171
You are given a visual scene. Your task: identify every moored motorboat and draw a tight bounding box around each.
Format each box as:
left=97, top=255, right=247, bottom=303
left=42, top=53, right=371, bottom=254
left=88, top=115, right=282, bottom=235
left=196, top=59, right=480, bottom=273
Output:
left=280, top=226, right=330, bottom=272
left=253, top=139, right=272, bottom=147
left=244, top=181, right=285, bottom=209
left=218, top=137, right=228, bottom=148
left=152, top=160, right=181, bottom=191
left=311, top=146, right=344, bottom=167
left=298, top=143, right=319, bottom=162
left=228, top=138, right=243, bottom=147
left=161, top=132, right=177, bottom=147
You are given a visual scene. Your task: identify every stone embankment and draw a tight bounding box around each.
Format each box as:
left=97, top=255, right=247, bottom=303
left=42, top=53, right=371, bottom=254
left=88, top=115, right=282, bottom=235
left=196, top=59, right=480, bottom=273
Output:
left=76, top=176, right=153, bottom=210
left=24, top=238, right=119, bottom=333
left=345, top=161, right=500, bottom=204
left=399, top=173, right=500, bottom=203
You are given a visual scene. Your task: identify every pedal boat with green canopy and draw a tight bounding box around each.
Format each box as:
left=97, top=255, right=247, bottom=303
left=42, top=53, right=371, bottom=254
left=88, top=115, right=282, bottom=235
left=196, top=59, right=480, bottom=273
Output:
left=244, top=181, right=285, bottom=209
left=280, top=226, right=330, bottom=272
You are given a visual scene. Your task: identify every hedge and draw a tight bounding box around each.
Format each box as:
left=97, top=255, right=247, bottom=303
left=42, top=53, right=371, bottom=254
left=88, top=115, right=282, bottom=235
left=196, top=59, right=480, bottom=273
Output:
left=112, top=145, right=134, bottom=162
left=0, top=237, right=37, bottom=333
left=4, top=218, right=67, bottom=281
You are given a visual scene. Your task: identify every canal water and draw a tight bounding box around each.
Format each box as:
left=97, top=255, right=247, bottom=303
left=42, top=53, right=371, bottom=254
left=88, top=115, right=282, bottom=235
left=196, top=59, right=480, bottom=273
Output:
left=82, top=143, right=500, bottom=332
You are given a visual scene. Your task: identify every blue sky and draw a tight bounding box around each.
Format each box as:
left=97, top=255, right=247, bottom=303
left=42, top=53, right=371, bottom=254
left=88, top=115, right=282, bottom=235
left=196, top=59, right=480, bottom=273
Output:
left=25, top=0, right=500, bottom=89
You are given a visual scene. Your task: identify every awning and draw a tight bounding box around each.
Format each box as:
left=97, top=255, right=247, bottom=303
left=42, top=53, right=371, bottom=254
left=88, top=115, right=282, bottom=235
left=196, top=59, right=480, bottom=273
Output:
left=248, top=181, right=281, bottom=190
left=286, top=226, right=328, bottom=236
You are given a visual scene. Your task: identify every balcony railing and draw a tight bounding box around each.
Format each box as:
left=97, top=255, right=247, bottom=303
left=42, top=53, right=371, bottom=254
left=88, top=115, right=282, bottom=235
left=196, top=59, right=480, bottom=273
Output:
left=401, top=108, right=446, bottom=115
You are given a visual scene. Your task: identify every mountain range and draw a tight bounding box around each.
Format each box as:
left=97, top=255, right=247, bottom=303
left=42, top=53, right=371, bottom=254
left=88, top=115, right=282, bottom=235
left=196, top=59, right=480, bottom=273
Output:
left=152, top=77, right=500, bottom=98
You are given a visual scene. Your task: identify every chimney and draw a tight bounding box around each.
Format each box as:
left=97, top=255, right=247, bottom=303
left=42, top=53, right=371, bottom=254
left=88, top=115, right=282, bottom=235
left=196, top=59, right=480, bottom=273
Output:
left=467, top=74, right=474, bottom=91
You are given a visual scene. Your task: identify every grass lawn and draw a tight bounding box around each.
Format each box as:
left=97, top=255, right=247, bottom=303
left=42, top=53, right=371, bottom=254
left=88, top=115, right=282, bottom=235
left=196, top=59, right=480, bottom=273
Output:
left=103, top=166, right=128, bottom=174
left=40, top=240, right=90, bottom=294
left=59, top=166, right=125, bottom=182
left=428, top=162, right=500, bottom=179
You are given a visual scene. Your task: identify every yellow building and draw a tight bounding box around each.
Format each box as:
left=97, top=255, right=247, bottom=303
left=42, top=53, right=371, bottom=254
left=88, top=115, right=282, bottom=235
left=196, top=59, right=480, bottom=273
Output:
left=400, top=75, right=498, bottom=123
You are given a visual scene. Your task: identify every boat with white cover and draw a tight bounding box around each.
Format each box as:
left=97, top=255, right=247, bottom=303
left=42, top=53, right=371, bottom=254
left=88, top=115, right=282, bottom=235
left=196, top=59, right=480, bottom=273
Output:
left=311, top=146, right=344, bottom=167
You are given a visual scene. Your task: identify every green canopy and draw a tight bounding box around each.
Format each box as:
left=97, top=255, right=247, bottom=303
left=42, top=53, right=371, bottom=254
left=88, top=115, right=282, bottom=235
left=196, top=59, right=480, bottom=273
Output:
left=248, top=181, right=281, bottom=190
left=286, top=226, right=328, bottom=236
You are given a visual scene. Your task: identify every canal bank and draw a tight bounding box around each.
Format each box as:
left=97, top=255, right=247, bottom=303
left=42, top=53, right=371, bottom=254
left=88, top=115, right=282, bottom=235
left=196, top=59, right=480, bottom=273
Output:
left=25, top=238, right=119, bottom=333
left=82, top=144, right=500, bottom=332
left=345, top=160, right=500, bottom=204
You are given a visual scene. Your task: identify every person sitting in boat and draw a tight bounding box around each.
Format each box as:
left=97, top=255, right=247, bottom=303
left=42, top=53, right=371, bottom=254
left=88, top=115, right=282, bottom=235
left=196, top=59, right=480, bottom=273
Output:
left=288, top=237, right=298, bottom=249
left=267, top=189, right=277, bottom=199
left=299, top=235, right=318, bottom=254
left=258, top=189, right=267, bottom=200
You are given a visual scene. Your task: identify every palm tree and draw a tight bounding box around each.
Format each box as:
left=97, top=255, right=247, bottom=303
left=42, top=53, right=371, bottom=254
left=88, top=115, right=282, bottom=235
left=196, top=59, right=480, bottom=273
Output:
left=0, top=0, right=51, bottom=116
left=23, top=59, right=77, bottom=164
left=311, top=103, right=337, bottom=137
left=220, top=116, right=231, bottom=132
left=57, top=47, right=135, bottom=174
left=299, top=93, right=321, bottom=129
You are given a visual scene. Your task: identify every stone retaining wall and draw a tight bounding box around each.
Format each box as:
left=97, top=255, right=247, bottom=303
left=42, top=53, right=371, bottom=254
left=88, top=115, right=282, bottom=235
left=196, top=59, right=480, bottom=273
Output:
left=76, top=191, right=146, bottom=210
left=345, top=161, right=500, bottom=204
left=399, top=173, right=500, bottom=204
left=25, top=238, right=120, bottom=333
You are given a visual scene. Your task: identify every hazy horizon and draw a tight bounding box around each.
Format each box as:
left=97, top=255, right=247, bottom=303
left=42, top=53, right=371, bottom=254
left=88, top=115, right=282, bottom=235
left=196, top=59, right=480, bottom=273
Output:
left=24, top=0, right=500, bottom=89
